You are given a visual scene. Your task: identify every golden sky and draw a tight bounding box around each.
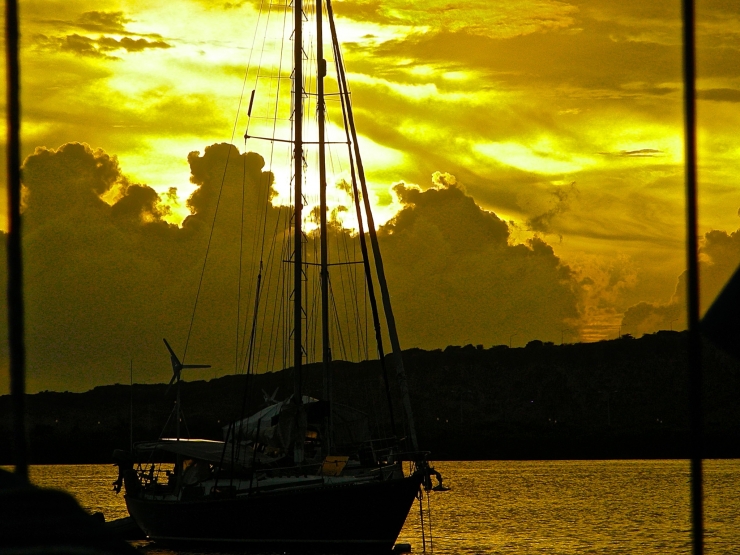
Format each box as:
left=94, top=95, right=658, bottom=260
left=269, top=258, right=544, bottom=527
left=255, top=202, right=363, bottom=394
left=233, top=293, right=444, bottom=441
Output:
left=1, top=0, right=740, bottom=391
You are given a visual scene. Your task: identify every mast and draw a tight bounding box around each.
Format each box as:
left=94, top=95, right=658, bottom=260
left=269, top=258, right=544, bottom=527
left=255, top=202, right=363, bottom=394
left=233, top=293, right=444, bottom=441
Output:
left=316, top=0, right=333, bottom=453
left=682, top=0, right=704, bottom=553
left=6, top=0, right=27, bottom=482
left=292, top=0, right=305, bottom=465
left=293, top=0, right=304, bottom=403
left=326, top=0, right=415, bottom=451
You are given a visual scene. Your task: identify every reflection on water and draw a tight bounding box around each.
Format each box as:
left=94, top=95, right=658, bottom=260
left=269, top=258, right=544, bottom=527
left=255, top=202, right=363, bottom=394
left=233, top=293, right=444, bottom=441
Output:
left=25, top=460, right=740, bottom=554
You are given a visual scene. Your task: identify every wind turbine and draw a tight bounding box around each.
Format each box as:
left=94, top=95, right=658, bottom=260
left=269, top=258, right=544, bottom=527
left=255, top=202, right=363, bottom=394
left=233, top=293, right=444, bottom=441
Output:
left=262, top=387, right=279, bottom=406
left=163, top=338, right=210, bottom=443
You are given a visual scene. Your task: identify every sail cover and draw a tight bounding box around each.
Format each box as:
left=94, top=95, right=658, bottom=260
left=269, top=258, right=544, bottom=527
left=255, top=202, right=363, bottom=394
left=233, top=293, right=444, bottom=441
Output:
left=224, top=395, right=319, bottom=441
left=133, top=438, right=277, bottom=469
left=224, top=398, right=371, bottom=452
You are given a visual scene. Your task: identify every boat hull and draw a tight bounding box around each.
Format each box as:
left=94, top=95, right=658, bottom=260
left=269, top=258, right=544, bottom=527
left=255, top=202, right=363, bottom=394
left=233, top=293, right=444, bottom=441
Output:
left=125, top=471, right=423, bottom=553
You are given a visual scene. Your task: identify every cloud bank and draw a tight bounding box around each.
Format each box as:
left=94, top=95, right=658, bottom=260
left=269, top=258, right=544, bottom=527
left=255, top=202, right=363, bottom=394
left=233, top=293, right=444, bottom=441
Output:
left=2, top=143, right=584, bottom=393
left=621, top=226, right=740, bottom=336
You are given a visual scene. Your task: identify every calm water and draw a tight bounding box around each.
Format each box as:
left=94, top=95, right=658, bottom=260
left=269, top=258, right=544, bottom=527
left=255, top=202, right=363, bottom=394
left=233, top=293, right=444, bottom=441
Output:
left=23, top=460, right=740, bottom=554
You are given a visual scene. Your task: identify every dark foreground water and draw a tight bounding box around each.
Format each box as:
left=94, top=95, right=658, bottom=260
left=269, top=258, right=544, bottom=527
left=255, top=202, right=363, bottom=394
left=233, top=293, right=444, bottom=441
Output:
left=25, top=460, right=740, bottom=554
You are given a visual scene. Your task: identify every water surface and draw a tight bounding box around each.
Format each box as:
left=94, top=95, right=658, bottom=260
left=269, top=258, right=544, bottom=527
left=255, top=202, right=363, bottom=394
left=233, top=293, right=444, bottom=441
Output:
left=26, top=460, right=740, bottom=554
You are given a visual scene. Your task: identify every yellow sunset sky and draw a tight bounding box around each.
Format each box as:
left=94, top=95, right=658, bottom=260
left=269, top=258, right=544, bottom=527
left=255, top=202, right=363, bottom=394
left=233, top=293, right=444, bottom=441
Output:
left=1, top=0, right=740, bottom=391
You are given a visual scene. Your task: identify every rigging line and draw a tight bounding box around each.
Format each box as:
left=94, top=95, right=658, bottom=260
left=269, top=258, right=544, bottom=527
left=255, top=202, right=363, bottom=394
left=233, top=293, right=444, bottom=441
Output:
left=265, top=0, right=290, bottom=189
left=298, top=260, right=363, bottom=266
left=356, top=240, right=368, bottom=359
left=309, top=259, right=321, bottom=363
left=235, top=137, right=249, bottom=375
left=363, top=242, right=368, bottom=360
left=244, top=5, right=287, bottom=370
left=338, top=225, right=364, bottom=361
left=418, top=490, right=427, bottom=553
left=243, top=0, right=283, bottom=317
left=182, top=143, right=233, bottom=363
left=252, top=0, right=276, bottom=96
left=242, top=205, right=276, bottom=372
left=182, top=0, right=266, bottom=364
left=426, top=475, right=434, bottom=553
left=328, top=280, right=348, bottom=361
left=242, top=170, right=274, bottom=370
left=329, top=13, right=396, bottom=437
left=304, top=237, right=316, bottom=364
left=241, top=140, right=260, bottom=369
left=257, top=210, right=289, bottom=371
left=326, top=134, right=360, bottom=358
left=233, top=269, right=264, bottom=460
left=245, top=1, right=289, bottom=377
left=330, top=0, right=415, bottom=447
left=213, top=421, right=234, bottom=489
left=242, top=0, right=269, bottom=139
left=156, top=404, right=177, bottom=448
left=258, top=212, right=290, bottom=373
left=180, top=408, right=191, bottom=440
left=334, top=230, right=355, bottom=360
left=279, top=210, right=292, bottom=371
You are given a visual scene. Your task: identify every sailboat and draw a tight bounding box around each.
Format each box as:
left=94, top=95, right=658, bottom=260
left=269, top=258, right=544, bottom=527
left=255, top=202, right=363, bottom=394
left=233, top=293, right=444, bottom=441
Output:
left=112, top=0, right=442, bottom=552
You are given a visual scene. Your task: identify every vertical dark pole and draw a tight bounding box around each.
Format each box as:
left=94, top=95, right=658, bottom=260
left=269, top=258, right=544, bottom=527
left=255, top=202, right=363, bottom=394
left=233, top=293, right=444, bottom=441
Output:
left=326, top=0, right=416, bottom=451
left=682, top=1, right=704, bottom=554
left=316, top=0, right=332, bottom=454
left=293, top=0, right=303, bottom=403
left=327, top=0, right=397, bottom=440
left=6, top=0, right=28, bottom=483
left=130, top=360, right=134, bottom=451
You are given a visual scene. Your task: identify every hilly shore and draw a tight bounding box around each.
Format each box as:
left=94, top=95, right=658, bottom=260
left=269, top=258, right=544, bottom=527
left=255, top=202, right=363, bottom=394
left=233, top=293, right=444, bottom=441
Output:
left=2, top=330, right=739, bottom=463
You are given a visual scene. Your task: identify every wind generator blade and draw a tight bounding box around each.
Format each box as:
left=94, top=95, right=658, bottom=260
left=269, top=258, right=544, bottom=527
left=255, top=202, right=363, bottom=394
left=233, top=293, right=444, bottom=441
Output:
left=163, top=338, right=183, bottom=396
left=163, top=338, right=181, bottom=367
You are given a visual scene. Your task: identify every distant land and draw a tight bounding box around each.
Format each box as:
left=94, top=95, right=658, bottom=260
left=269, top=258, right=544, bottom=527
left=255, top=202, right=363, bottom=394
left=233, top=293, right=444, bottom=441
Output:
left=2, top=330, right=739, bottom=463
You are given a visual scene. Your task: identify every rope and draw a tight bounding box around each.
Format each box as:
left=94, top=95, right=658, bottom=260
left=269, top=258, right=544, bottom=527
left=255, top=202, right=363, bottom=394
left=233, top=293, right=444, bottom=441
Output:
left=418, top=489, right=426, bottom=553
left=426, top=487, right=434, bottom=553
left=181, top=0, right=267, bottom=364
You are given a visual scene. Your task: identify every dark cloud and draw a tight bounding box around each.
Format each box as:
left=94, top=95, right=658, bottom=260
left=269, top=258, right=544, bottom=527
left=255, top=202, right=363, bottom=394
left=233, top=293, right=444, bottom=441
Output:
left=35, top=33, right=172, bottom=58
left=76, top=11, right=129, bottom=33
left=621, top=226, right=740, bottom=336
left=377, top=173, right=580, bottom=349
left=358, top=20, right=682, bottom=94
left=697, top=88, right=740, bottom=103
left=98, top=36, right=172, bottom=53
left=0, top=142, right=281, bottom=393
left=598, top=149, right=663, bottom=158
left=527, top=182, right=578, bottom=235
left=36, top=10, right=166, bottom=39
left=31, top=9, right=171, bottom=59
left=0, top=144, right=585, bottom=392
left=331, top=0, right=401, bottom=26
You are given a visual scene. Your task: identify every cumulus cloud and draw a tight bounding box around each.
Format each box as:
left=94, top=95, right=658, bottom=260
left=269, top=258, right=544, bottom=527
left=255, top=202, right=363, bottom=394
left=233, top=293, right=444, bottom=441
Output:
left=0, top=144, right=588, bottom=392
left=0, top=142, right=282, bottom=393
left=377, top=173, right=580, bottom=349
left=621, top=225, right=740, bottom=336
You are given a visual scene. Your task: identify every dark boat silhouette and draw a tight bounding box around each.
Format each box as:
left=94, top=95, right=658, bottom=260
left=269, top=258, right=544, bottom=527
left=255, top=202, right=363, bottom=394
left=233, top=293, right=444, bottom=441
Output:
left=110, top=0, right=442, bottom=551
